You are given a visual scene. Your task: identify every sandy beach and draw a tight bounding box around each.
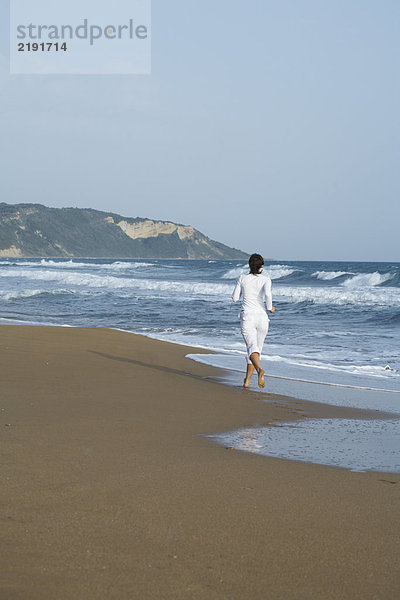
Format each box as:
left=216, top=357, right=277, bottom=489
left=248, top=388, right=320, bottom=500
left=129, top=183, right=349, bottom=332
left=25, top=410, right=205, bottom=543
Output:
left=1, top=324, right=399, bottom=599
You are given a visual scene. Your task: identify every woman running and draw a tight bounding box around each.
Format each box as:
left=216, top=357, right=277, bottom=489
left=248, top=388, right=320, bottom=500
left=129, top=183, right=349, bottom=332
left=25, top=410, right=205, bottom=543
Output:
left=232, top=253, right=275, bottom=388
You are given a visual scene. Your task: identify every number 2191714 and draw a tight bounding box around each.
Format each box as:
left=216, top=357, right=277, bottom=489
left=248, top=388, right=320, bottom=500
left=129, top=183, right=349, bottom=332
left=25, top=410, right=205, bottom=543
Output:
left=18, top=42, right=67, bottom=52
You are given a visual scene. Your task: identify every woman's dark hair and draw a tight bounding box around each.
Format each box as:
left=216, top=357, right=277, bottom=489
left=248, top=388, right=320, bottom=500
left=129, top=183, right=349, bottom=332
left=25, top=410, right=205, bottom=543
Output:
left=249, top=253, right=264, bottom=275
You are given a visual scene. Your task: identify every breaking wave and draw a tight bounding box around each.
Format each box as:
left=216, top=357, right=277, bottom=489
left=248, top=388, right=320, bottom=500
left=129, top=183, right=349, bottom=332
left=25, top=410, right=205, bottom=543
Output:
left=312, top=270, right=353, bottom=280
left=273, top=285, right=400, bottom=307
left=0, top=268, right=232, bottom=296
left=221, top=266, right=247, bottom=279
left=0, top=259, right=154, bottom=270
left=0, top=288, right=75, bottom=301
left=2, top=267, right=398, bottom=307
left=341, top=272, right=394, bottom=287
left=222, top=264, right=299, bottom=280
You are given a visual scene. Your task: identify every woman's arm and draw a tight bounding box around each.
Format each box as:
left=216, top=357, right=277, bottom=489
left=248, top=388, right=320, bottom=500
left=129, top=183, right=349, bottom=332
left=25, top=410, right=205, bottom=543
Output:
left=232, top=276, right=242, bottom=302
left=264, top=278, right=274, bottom=312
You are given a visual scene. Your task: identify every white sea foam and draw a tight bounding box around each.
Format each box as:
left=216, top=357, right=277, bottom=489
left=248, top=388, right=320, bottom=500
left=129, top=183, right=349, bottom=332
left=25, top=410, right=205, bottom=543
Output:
left=193, top=350, right=399, bottom=381
left=40, top=259, right=87, bottom=268
left=312, top=270, right=353, bottom=280
left=1, top=289, right=44, bottom=300
left=0, top=260, right=46, bottom=267
left=264, top=265, right=299, bottom=279
left=259, top=353, right=399, bottom=379
left=108, top=261, right=154, bottom=270
left=341, top=272, right=394, bottom=287
left=222, top=264, right=298, bottom=280
left=273, top=284, right=400, bottom=307
left=0, top=259, right=154, bottom=270
left=0, top=268, right=232, bottom=296
left=1, top=267, right=399, bottom=306
left=221, top=266, right=247, bottom=279
left=0, top=288, right=75, bottom=300
left=41, top=259, right=155, bottom=270
left=188, top=353, right=400, bottom=401
left=8, top=259, right=90, bottom=268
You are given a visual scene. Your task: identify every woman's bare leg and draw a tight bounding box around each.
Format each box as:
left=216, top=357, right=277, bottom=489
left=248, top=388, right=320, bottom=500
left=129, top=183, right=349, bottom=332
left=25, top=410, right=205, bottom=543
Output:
left=243, top=363, right=255, bottom=388
left=250, top=352, right=265, bottom=388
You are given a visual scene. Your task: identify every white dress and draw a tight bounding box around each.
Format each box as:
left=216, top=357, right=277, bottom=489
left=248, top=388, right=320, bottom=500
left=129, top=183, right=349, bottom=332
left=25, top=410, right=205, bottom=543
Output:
left=232, top=273, right=273, bottom=364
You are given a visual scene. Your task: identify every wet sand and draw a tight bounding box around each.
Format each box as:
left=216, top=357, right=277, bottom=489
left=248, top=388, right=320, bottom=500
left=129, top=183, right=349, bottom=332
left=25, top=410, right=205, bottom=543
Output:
left=1, top=325, right=399, bottom=599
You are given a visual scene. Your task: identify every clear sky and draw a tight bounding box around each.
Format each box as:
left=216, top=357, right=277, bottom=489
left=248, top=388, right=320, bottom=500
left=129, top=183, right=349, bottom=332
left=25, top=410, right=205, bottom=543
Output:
left=0, top=0, right=399, bottom=261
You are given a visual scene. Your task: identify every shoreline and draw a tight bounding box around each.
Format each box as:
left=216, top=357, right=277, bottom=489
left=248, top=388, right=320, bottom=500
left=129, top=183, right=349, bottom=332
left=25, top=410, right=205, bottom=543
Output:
left=3, top=318, right=399, bottom=397
left=1, top=324, right=399, bottom=599
left=3, top=319, right=399, bottom=412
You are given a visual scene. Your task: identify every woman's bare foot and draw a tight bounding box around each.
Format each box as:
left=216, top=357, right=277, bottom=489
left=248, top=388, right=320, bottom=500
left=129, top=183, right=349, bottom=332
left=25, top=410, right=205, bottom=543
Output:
left=258, top=369, right=265, bottom=388
left=243, top=363, right=255, bottom=388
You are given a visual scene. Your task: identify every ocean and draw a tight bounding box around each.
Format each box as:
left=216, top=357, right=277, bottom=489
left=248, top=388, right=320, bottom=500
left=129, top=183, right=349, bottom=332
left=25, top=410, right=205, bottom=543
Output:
left=1, top=257, right=399, bottom=390
left=1, top=257, right=399, bottom=471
